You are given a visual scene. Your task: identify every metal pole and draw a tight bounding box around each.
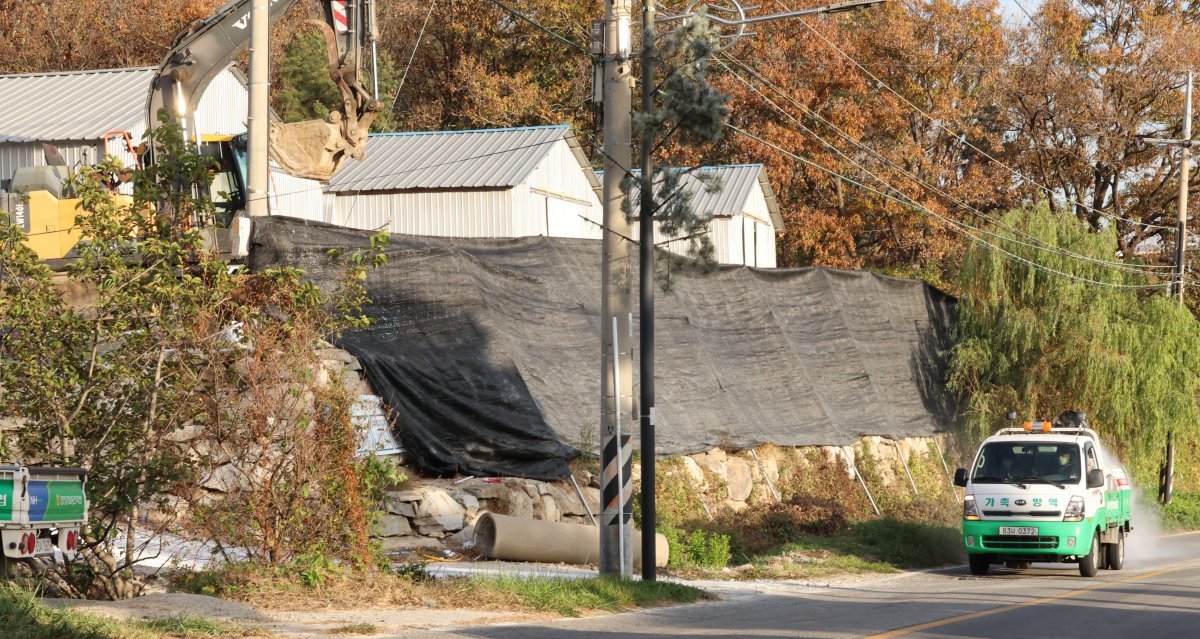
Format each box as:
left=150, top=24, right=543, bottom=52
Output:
left=600, top=0, right=636, bottom=579
left=894, top=440, right=919, bottom=497
left=638, top=0, right=658, bottom=582
left=612, top=315, right=626, bottom=573
left=247, top=0, right=270, bottom=219
left=1177, top=71, right=1192, bottom=306
left=367, top=0, right=380, bottom=100
left=848, top=452, right=880, bottom=516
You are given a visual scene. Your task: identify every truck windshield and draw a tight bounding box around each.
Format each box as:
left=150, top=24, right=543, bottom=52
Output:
left=972, top=442, right=1082, bottom=484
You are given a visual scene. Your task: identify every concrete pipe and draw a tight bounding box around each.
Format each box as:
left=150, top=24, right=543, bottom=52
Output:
left=474, top=513, right=668, bottom=568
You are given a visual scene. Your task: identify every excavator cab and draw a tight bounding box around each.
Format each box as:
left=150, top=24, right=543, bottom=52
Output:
left=198, top=134, right=247, bottom=229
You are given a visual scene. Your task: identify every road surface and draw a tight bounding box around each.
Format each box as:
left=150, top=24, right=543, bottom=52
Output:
left=426, top=531, right=1200, bottom=639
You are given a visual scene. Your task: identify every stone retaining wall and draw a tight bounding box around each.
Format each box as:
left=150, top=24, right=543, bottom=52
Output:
left=374, top=435, right=954, bottom=551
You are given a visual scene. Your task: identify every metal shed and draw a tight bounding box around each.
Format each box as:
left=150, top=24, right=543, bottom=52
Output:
left=0, top=66, right=322, bottom=219
left=324, top=125, right=604, bottom=239
left=619, top=164, right=784, bottom=267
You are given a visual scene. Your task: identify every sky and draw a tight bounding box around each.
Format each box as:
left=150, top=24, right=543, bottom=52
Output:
left=997, top=0, right=1039, bottom=25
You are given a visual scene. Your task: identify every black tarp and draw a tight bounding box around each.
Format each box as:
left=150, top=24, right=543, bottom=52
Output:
left=249, top=217, right=957, bottom=481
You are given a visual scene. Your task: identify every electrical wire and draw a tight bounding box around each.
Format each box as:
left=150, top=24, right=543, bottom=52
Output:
left=390, top=0, right=438, bottom=112
left=725, top=121, right=1177, bottom=290
left=716, top=55, right=1174, bottom=275
left=802, top=21, right=1176, bottom=234
left=479, top=0, right=590, bottom=54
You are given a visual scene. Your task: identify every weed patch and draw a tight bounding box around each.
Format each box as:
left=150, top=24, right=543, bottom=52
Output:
left=330, top=623, right=377, bottom=635
left=485, top=576, right=707, bottom=617
left=168, top=561, right=704, bottom=617
left=0, top=582, right=259, bottom=639
left=1163, top=492, right=1200, bottom=531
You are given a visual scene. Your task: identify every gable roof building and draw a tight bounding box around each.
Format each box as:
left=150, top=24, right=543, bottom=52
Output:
left=325, top=125, right=603, bottom=240
left=0, top=66, right=248, bottom=185
left=0, top=66, right=322, bottom=220
left=626, top=164, right=783, bottom=268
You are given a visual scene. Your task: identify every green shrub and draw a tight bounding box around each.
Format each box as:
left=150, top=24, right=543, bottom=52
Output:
left=846, top=518, right=964, bottom=567
left=1163, top=492, right=1200, bottom=531
left=662, top=526, right=732, bottom=568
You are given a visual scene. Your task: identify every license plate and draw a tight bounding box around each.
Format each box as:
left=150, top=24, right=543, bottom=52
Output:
left=999, top=526, right=1039, bottom=536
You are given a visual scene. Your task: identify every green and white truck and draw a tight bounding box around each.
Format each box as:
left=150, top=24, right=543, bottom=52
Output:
left=953, top=413, right=1133, bottom=577
left=0, top=465, right=88, bottom=575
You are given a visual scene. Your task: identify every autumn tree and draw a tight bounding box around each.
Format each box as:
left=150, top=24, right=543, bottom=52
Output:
left=665, top=0, right=1008, bottom=283
left=0, top=0, right=224, bottom=73
left=373, top=0, right=595, bottom=134
left=999, top=0, right=1200, bottom=256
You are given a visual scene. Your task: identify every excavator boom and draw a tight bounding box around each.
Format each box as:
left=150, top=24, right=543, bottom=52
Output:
left=148, top=0, right=384, bottom=182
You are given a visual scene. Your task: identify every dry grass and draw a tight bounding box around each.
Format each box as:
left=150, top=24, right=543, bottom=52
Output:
left=176, top=564, right=522, bottom=612
left=171, top=563, right=705, bottom=618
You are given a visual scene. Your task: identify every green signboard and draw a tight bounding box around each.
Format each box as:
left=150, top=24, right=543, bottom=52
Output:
left=0, top=478, right=13, bottom=522
left=28, top=479, right=86, bottom=522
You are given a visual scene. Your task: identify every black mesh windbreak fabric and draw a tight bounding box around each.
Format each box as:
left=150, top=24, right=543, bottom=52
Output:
left=249, top=217, right=958, bottom=480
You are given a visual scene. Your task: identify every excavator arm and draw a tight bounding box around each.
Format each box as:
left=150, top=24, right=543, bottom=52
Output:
left=147, top=0, right=384, bottom=182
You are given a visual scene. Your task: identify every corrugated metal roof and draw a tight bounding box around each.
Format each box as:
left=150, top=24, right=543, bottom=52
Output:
left=327, top=125, right=590, bottom=193
left=616, top=164, right=785, bottom=230
left=0, top=67, right=156, bottom=143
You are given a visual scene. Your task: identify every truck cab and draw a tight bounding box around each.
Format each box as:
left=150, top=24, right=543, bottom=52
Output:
left=954, top=413, right=1132, bottom=577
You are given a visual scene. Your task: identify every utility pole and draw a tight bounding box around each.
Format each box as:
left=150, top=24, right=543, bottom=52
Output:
left=247, top=0, right=270, bottom=220
left=1142, top=71, right=1193, bottom=305
left=634, top=0, right=888, bottom=582
left=638, top=0, right=657, bottom=581
left=1178, top=72, right=1192, bottom=306
left=599, top=0, right=636, bottom=579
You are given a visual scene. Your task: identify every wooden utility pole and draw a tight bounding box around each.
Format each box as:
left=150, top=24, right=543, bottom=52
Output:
left=1143, top=71, right=1193, bottom=304
left=1177, top=72, right=1192, bottom=306
left=599, top=0, right=635, bottom=579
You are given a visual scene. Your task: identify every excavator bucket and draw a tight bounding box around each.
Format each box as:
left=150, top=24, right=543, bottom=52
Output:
left=268, top=117, right=353, bottom=183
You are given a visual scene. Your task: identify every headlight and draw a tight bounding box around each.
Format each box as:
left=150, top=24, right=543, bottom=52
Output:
left=963, top=495, right=981, bottom=521
left=1064, top=496, right=1085, bottom=522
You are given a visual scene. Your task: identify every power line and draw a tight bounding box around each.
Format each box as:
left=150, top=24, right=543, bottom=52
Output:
left=479, top=0, right=590, bottom=54
left=801, top=19, right=1176, bottom=234
left=390, top=0, right=438, bottom=112
left=725, top=121, right=1176, bottom=290
left=716, top=55, right=1174, bottom=275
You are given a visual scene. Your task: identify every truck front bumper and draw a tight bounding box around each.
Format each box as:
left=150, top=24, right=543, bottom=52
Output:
left=962, top=519, right=1097, bottom=557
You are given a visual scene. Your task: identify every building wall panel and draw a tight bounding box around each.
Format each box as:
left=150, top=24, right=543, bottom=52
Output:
left=332, top=189, right=516, bottom=237
left=1, top=141, right=102, bottom=188
left=194, top=70, right=250, bottom=136
left=268, top=168, right=324, bottom=221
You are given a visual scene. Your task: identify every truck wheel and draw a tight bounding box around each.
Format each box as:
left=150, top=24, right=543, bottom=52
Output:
left=0, top=556, right=13, bottom=579
left=1105, top=529, right=1125, bottom=571
left=1079, top=535, right=1100, bottom=577
left=969, top=554, right=991, bottom=576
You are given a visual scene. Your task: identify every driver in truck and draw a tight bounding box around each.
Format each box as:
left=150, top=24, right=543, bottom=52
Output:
left=1055, top=449, right=1080, bottom=480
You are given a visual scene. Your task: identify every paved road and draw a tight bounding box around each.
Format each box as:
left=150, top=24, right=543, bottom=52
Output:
left=425, top=532, right=1200, bottom=639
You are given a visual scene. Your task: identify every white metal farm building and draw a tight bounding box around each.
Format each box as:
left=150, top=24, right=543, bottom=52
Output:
left=326, top=127, right=782, bottom=267
left=325, top=125, right=604, bottom=239
left=0, top=66, right=321, bottom=218
left=624, top=164, right=783, bottom=268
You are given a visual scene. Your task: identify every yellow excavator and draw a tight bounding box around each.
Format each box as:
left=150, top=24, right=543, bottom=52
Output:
left=9, top=0, right=385, bottom=263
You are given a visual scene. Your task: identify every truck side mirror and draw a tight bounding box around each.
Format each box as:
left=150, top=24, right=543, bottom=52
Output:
left=953, top=468, right=969, bottom=487
left=1087, top=469, right=1105, bottom=489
